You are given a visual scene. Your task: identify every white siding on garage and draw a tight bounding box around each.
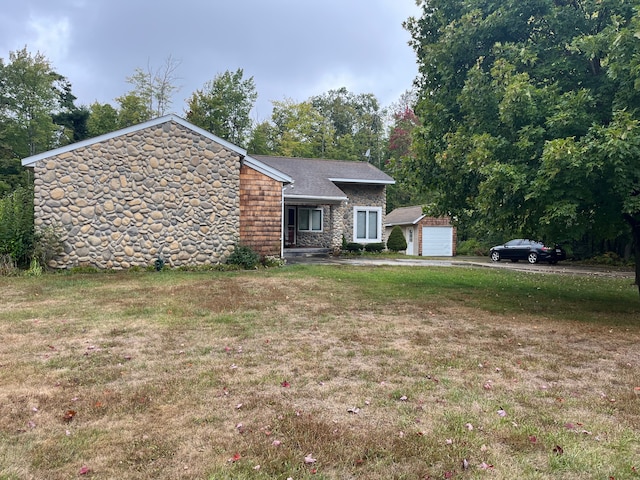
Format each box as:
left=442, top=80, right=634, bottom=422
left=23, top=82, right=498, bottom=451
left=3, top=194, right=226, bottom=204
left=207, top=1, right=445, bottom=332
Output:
left=421, top=226, right=454, bottom=256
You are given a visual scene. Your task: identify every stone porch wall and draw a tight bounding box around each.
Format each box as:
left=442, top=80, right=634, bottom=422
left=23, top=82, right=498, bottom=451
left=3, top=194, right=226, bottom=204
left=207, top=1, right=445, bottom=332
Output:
left=340, top=184, right=388, bottom=243
left=32, top=121, right=242, bottom=269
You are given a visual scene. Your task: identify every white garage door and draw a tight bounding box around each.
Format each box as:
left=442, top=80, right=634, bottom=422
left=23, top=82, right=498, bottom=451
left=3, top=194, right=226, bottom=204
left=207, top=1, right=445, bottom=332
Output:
left=421, top=227, right=453, bottom=256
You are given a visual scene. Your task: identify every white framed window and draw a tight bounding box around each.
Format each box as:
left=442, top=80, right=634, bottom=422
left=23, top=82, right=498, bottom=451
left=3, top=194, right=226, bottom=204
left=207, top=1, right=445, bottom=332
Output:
left=353, top=206, right=382, bottom=242
left=298, top=208, right=323, bottom=232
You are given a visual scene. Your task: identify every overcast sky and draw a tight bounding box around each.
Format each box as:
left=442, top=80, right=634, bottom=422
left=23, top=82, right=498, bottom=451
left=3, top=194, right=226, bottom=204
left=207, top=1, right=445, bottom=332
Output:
left=0, top=1, right=421, bottom=121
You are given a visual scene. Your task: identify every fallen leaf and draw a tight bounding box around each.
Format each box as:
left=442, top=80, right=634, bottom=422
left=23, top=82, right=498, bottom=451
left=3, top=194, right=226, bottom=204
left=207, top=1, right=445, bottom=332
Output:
left=529, top=435, right=537, bottom=444
left=253, top=465, right=260, bottom=470
left=235, top=403, right=243, bottom=410
left=553, top=445, right=564, bottom=456
left=399, top=395, right=408, bottom=401
left=78, top=466, right=90, bottom=475
left=497, top=409, right=507, bottom=417
left=271, top=440, right=282, bottom=446
left=304, top=453, right=317, bottom=464
left=347, top=407, right=360, bottom=414
left=228, top=452, right=241, bottom=462
left=462, top=458, right=469, bottom=470
left=465, top=423, right=474, bottom=431
left=63, top=410, right=76, bottom=423
left=479, top=462, right=494, bottom=470
left=27, top=421, right=36, bottom=429
left=281, top=380, right=290, bottom=388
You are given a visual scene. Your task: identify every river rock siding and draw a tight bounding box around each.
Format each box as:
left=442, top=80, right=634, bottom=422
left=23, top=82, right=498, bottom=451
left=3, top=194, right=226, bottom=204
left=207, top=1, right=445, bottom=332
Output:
left=33, top=121, right=242, bottom=269
left=239, top=165, right=283, bottom=257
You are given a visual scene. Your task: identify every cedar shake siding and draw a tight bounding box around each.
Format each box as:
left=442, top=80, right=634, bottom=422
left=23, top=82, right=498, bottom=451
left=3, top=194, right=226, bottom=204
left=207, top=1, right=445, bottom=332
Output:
left=239, top=164, right=283, bottom=257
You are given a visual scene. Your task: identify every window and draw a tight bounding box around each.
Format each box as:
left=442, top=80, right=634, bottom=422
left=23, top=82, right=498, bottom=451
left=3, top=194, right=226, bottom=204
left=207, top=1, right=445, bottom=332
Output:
left=298, top=208, right=323, bottom=232
left=354, top=207, right=381, bottom=242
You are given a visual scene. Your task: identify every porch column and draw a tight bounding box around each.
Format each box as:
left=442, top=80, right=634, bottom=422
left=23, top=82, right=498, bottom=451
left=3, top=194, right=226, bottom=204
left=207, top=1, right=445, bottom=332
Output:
left=330, top=201, right=347, bottom=253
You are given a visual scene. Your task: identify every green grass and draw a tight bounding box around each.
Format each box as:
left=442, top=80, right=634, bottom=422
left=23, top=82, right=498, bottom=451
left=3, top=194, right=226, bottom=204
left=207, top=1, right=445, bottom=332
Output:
left=0, top=265, right=638, bottom=479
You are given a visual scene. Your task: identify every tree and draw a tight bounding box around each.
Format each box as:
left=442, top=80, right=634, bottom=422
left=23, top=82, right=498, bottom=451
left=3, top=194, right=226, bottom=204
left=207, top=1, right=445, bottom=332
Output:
left=269, top=98, right=333, bottom=158
left=186, top=68, right=257, bottom=147
left=0, top=48, right=70, bottom=158
left=123, top=56, right=181, bottom=117
left=405, top=0, right=640, bottom=294
left=87, top=102, right=119, bottom=138
left=311, top=88, right=385, bottom=164
left=116, top=92, right=152, bottom=128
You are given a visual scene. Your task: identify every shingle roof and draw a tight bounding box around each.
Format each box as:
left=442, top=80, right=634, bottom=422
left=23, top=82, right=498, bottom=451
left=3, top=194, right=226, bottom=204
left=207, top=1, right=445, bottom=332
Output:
left=253, top=155, right=394, bottom=201
left=385, top=205, right=426, bottom=226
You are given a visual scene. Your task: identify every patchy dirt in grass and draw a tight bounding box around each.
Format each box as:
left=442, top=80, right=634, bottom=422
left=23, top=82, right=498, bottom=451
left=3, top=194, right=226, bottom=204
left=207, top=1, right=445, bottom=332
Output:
left=0, top=272, right=638, bottom=480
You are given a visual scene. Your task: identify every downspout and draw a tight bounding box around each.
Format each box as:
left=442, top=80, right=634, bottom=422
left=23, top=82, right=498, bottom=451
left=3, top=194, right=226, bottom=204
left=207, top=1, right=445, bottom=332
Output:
left=280, top=184, right=286, bottom=258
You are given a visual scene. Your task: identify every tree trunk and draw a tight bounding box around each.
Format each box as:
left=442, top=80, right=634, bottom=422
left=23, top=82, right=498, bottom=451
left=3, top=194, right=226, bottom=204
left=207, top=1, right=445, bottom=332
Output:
left=625, top=214, right=640, bottom=298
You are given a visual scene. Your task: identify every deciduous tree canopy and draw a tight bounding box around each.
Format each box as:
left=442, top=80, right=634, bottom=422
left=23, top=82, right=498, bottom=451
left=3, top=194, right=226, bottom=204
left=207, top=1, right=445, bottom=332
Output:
left=403, top=0, right=640, bottom=293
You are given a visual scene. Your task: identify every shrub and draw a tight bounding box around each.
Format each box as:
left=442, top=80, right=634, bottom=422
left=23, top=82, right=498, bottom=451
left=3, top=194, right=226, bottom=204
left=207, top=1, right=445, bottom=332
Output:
left=345, top=242, right=364, bottom=253
left=387, top=226, right=407, bottom=252
left=227, top=244, right=260, bottom=269
left=364, top=242, right=385, bottom=253
left=0, top=186, right=35, bottom=266
left=0, top=254, right=19, bottom=276
left=457, top=239, right=488, bottom=256
left=262, top=255, right=286, bottom=268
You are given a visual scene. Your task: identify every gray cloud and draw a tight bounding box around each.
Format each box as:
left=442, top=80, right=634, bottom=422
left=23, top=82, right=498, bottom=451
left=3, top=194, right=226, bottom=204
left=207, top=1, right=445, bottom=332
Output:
left=1, top=0, right=420, bottom=119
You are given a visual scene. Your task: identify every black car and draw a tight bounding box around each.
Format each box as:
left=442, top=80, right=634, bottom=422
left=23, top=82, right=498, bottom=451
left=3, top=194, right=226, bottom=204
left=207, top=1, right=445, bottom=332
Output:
left=489, top=239, right=566, bottom=264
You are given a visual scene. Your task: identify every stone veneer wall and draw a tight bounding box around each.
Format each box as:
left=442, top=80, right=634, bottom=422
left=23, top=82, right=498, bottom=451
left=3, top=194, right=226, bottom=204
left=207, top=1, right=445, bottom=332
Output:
left=340, top=184, right=388, bottom=243
left=239, top=165, right=283, bottom=257
left=33, top=121, right=242, bottom=269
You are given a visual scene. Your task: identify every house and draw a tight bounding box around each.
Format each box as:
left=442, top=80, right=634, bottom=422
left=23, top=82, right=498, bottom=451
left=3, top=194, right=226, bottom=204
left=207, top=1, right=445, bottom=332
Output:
left=385, top=205, right=456, bottom=256
left=21, top=114, right=393, bottom=269
left=254, top=155, right=394, bottom=251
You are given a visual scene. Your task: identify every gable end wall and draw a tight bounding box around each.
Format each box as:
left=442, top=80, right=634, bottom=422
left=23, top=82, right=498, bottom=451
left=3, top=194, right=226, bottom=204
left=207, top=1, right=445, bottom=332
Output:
left=33, top=121, right=241, bottom=269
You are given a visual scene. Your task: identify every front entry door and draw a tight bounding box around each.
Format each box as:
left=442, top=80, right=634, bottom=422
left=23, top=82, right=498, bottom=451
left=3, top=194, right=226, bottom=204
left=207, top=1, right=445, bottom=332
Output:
left=406, top=227, right=414, bottom=255
left=286, top=207, right=296, bottom=246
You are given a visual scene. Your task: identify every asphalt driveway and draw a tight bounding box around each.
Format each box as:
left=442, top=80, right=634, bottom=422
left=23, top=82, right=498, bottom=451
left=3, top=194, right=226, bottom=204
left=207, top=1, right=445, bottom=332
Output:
left=291, top=255, right=635, bottom=279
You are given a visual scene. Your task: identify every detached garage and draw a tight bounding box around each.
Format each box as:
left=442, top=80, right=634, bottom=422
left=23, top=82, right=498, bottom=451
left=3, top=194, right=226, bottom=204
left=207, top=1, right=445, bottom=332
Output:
left=385, top=206, right=457, bottom=257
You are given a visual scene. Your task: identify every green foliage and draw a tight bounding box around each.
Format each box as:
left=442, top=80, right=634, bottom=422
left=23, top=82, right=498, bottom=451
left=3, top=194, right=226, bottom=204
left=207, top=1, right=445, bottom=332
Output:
left=261, top=255, right=286, bottom=268
left=406, top=0, right=640, bottom=293
left=344, top=242, right=364, bottom=253
left=364, top=242, right=385, bottom=253
left=0, top=186, right=34, bottom=266
left=0, top=48, right=79, bottom=158
left=0, top=254, right=18, bottom=276
left=456, top=239, right=488, bottom=256
left=87, top=102, right=119, bottom=138
left=387, top=225, right=407, bottom=252
left=186, top=68, right=257, bottom=147
left=227, top=244, right=260, bottom=269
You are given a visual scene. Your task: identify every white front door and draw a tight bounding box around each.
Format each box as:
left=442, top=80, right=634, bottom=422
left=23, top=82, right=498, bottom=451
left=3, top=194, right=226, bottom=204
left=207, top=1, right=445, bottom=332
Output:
left=406, top=227, right=414, bottom=255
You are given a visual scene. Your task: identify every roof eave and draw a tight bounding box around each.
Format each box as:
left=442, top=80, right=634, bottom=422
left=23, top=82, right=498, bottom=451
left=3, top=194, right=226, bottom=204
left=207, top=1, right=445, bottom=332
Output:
left=244, top=155, right=292, bottom=184
left=329, top=178, right=395, bottom=185
left=22, top=114, right=247, bottom=166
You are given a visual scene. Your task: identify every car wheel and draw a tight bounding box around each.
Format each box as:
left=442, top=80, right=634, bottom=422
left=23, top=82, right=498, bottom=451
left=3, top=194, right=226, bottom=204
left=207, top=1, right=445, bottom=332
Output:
left=527, top=252, right=538, bottom=264
left=490, top=251, right=500, bottom=262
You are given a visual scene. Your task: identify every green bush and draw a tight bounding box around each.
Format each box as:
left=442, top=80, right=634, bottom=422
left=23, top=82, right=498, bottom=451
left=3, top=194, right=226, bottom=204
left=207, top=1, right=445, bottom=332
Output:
left=387, top=226, right=407, bottom=252
left=364, top=242, right=386, bottom=253
left=227, top=244, right=260, bottom=269
left=457, top=239, right=488, bottom=256
left=345, top=242, right=364, bottom=253
left=0, top=186, right=35, bottom=266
